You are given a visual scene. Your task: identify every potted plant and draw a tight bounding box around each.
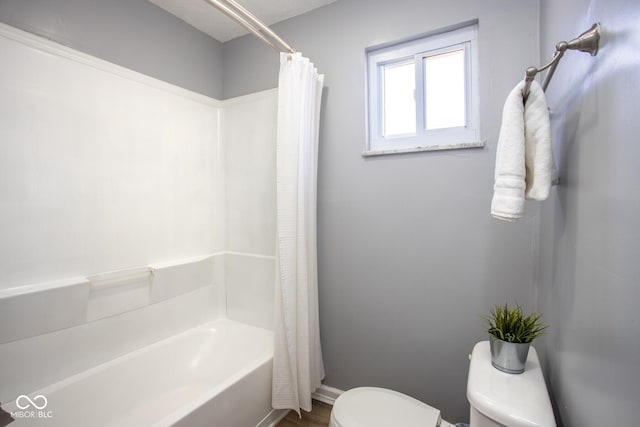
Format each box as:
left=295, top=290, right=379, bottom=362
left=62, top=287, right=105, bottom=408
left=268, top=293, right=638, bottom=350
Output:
left=484, top=303, right=548, bottom=374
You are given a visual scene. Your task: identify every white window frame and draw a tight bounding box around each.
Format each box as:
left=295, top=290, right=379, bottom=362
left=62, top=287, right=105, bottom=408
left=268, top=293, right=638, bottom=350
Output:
left=365, top=23, right=482, bottom=156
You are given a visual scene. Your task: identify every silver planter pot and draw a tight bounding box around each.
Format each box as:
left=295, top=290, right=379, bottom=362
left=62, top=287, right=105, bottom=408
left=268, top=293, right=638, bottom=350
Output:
left=489, top=336, right=531, bottom=374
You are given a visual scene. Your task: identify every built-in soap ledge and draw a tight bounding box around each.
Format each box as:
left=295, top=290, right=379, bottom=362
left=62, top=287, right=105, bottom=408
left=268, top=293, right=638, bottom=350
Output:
left=149, top=254, right=215, bottom=303
left=0, top=277, right=90, bottom=345
left=0, top=254, right=217, bottom=344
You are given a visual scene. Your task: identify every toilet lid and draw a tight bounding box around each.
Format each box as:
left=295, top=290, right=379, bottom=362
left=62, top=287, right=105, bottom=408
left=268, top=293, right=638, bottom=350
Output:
left=331, top=387, right=441, bottom=427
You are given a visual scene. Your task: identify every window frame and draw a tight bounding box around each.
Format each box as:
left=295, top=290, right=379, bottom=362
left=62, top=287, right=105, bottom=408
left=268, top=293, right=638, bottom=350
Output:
left=365, top=23, right=482, bottom=156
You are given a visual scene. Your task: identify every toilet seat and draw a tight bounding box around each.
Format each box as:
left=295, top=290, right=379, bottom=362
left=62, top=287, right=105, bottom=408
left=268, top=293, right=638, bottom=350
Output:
left=329, top=387, right=443, bottom=427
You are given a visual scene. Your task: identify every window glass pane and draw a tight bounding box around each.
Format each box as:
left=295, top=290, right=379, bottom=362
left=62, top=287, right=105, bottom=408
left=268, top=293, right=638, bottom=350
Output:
left=382, top=62, right=415, bottom=137
left=424, top=49, right=466, bottom=130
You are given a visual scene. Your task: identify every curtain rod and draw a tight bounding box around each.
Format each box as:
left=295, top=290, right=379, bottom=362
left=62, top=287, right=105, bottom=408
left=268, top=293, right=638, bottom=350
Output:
left=205, top=0, right=296, bottom=54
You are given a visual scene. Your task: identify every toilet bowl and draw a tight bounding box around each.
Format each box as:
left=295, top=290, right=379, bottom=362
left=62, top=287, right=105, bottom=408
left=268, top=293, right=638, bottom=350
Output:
left=329, top=341, right=555, bottom=427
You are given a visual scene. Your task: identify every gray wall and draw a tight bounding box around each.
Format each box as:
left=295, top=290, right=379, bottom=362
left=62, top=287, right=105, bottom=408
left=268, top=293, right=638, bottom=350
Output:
left=0, top=0, right=224, bottom=98
left=536, top=1, right=640, bottom=425
left=224, top=0, right=541, bottom=422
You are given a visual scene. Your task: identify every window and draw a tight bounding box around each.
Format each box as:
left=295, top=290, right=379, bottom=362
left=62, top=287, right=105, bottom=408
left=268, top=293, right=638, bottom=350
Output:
left=365, top=23, right=481, bottom=155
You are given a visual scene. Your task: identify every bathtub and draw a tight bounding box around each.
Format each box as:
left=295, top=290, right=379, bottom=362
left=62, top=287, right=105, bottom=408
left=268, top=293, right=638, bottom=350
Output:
left=2, top=319, right=279, bottom=427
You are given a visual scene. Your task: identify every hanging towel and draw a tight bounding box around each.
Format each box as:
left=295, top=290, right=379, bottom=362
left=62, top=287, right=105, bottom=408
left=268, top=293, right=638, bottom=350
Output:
left=491, top=80, right=555, bottom=221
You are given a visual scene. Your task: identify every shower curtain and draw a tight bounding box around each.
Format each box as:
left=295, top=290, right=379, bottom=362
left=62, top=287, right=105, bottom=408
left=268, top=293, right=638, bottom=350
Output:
left=272, top=52, right=325, bottom=415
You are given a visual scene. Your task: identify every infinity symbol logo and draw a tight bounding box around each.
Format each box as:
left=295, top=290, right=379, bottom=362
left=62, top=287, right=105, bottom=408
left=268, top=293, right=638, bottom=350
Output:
left=15, top=395, right=48, bottom=410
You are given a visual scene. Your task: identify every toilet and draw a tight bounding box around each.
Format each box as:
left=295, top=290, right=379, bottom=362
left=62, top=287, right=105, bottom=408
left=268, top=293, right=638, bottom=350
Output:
left=329, top=341, right=556, bottom=427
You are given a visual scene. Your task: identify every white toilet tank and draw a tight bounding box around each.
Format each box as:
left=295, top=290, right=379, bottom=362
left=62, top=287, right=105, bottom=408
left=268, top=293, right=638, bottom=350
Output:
left=466, top=341, right=556, bottom=427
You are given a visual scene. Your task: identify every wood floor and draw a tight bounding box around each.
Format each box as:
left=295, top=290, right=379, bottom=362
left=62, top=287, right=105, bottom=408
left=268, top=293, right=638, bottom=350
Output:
left=276, top=400, right=332, bottom=427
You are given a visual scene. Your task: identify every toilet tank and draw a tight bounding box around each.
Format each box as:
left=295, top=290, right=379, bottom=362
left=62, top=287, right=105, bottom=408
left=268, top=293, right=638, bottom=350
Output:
left=466, top=341, right=556, bottom=427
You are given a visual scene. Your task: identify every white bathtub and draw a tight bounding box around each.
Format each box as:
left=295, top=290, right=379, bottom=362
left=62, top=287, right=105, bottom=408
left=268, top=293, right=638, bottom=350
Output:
left=2, top=319, right=277, bottom=427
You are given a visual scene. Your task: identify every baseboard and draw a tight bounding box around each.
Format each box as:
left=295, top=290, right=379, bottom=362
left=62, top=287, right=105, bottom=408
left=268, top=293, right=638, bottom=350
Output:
left=256, top=408, right=289, bottom=427
left=257, top=384, right=343, bottom=426
left=312, top=384, right=344, bottom=405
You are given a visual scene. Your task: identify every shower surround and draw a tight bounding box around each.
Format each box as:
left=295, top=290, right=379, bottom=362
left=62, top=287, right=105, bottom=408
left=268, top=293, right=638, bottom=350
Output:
left=0, top=23, right=281, bottom=426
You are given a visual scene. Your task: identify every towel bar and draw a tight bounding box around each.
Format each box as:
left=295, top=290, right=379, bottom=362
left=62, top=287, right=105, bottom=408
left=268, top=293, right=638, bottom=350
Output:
left=522, top=23, right=600, bottom=103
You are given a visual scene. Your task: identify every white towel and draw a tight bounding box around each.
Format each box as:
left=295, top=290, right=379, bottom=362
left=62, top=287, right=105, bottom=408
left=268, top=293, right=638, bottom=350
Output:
left=491, top=80, right=555, bottom=221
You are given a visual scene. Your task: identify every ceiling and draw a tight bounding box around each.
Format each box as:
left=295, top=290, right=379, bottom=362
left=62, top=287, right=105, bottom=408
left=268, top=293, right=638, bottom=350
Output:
left=149, top=0, right=337, bottom=43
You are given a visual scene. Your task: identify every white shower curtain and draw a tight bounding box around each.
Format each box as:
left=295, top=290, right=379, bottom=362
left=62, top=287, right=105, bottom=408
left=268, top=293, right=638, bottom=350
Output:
left=272, top=52, right=325, bottom=415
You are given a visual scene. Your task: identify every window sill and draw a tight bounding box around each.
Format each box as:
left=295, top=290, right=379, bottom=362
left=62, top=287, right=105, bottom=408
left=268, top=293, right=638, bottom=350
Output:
left=362, top=140, right=485, bottom=157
